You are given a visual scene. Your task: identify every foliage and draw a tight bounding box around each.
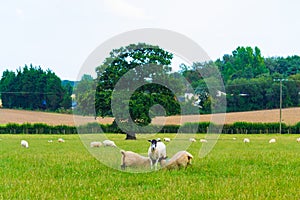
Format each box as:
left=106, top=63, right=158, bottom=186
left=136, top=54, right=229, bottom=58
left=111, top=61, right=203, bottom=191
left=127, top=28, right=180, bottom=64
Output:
left=94, top=43, right=183, bottom=138
left=0, top=64, right=71, bottom=111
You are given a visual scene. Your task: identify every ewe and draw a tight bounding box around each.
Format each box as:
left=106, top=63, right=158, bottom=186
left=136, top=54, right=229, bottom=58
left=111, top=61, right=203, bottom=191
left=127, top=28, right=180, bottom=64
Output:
left=189, top=138, right=196, bottom=142
left=148, top=139, right=167, bottom=170
left=160, top=151, right=193, bottom=170
left=296, top=138, right=300, bottom=142
left=21, top=140, right=29, bottom=148
left=103, top=140, right=117, bottom=147
left=120, top=150, right=151, bottom=170
left=163, top=138, right=171, bottom=142
left=243, top=138, right=250, bottom=143
left=200, top=139, right=208, bottom=143
left=58, top=138, right=65, bottom=143
left=269, top=138, right=276, bottom=143
left=90, top=141, right=102, bottom=148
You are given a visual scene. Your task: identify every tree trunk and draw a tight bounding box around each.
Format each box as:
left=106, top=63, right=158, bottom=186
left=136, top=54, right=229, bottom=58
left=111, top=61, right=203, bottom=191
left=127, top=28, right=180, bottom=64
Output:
left=125, top=132, right=136, bottom=140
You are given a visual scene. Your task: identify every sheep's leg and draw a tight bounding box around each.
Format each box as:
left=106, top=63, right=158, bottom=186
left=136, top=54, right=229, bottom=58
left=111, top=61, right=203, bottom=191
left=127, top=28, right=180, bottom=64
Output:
left=121, top=164, right=126, bottom=170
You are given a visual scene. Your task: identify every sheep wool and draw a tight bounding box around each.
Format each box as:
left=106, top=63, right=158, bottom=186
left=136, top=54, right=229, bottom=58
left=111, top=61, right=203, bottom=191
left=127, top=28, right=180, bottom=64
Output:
left=90, top=141, right=102, bottom=147
left=160, top=151, right=193, bottom=170
left=120, top=150, right=152, bottom=170
left=103, top=140, right=117, bottom=147
left=21, top=140, right=29, bottom=148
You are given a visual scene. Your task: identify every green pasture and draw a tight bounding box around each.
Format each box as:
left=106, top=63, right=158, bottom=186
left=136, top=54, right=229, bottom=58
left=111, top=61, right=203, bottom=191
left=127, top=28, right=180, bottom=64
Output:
left=0, top=134, right=299, bottom=199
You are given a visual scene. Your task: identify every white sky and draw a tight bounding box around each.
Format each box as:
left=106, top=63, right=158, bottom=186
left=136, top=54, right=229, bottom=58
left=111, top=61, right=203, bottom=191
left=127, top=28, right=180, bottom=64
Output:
left=0, top=0, right=299, bottom=80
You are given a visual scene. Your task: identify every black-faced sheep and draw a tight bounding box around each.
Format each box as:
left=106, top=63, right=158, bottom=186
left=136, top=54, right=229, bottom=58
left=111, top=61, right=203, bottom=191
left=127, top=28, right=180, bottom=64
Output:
left=148, top=139, right=167, bottom=170
left=160, top=150, right=193, bottom=170
left=120, top=150, right=152, bottom=170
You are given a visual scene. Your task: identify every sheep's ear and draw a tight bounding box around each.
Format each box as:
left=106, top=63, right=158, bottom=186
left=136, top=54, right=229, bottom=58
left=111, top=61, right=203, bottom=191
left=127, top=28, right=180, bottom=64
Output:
left=148, top=140, right=152, bottom=143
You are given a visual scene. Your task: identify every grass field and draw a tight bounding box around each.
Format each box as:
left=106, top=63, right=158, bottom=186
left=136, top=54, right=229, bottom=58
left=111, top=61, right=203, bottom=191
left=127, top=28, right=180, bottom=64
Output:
left=0, top=134, right=300, bottom=199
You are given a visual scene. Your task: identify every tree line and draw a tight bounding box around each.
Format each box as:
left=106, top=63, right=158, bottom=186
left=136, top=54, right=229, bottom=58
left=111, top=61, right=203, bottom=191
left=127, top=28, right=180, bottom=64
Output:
left=0, top=64, right=72, bottom=111
left=181, top=46, right=300, bottom=113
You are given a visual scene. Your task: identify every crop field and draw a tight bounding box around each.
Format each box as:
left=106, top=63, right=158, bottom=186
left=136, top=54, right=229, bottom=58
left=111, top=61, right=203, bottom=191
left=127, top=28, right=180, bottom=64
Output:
left=0, top=134, right=299, bottom=199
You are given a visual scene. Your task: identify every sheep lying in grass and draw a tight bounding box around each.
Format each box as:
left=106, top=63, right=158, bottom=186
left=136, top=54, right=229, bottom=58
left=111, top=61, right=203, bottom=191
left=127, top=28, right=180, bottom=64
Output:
left=58, top=138, right=65, bottom=143
left=90, top=141, right=102, bottom=148
left=189, top=138, right=196, bottom=142
left=120, top=150, right=151, bottom=170
left=48, top=140, right=53, bottom=143
left=269, top=138, right=276, bottom=143
left=200, top=139, right=208, bottom=143
left=103, top=140, right=117, bottom=147
left=163, top=138, right=171, bottom=142
left=243, top=138, right=250, bottom=143
left=21, top=140, right=29, bottom=148
left=160, top=151, right=193, bottom=170
left=148, top=139, right=167, bottom=170
left=296, top=138, right=300, bottom=142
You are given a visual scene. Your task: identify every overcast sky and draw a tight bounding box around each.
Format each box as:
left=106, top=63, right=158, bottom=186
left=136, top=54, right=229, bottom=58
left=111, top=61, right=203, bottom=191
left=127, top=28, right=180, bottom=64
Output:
left=0, top=0, right=299, bottom=80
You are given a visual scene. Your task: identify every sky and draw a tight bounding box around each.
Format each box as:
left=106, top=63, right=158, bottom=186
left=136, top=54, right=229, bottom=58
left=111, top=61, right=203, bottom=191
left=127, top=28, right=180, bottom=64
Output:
left=0, top=0, right=299, bottom=81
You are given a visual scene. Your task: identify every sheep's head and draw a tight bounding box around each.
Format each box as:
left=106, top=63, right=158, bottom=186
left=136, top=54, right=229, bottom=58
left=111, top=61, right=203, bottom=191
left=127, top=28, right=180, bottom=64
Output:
left=148, top=139, right=157, bottom=152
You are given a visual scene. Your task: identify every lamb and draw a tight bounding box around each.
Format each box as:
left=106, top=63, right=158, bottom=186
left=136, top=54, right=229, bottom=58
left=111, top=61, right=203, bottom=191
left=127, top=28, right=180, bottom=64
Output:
left=103, top=140, right=117, bottom=147
left=200, top=139, right=208, bottom=143
left=243, top=138, right=250, bottom=143
left=90, top=141, right=102, bottom=147
left=296, top=138, right=300, bottom=142
left=269, top=138, right=276, bottom=143
left=58, top=138, right=65, bottom=143
left=120, top=150, right=152, bottom=170
left=189, top=138, right=196, bottom=142
left=21, top=140, right=29, bottom=148
left=163, top=138, right=171, bottom=142
left=148, top=139, right=167, bottom=170
left=160, top=151, right=193, bottom=170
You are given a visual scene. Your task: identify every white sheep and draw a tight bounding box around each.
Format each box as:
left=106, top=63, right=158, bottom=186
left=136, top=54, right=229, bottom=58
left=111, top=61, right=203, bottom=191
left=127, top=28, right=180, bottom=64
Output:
left=269, top=138, right=276, bottom=143
left=243, top=138, right=250, bottom=143
left=103, top=139, right=117, bottom=147
left=189, top=138, right=196, bottom=142
left=48, top=140, right=53, bottom=143
left=120, top=150, right=152, bottom=170
left=296, top=138, right=300, bottom=142
left=163, top=138, right=171, bottom=142
left=21, top=140, right=29, bottom=148
left=90, top=141, right=102, bottom=147
left=148, top=139, right=167, bottom=170
left=58, top=138, right=65, bottom=143
left=200, top=139, right=208, bottom=143
left=160, top=150, right=193, bottom=170
left=233, top=137, right=237, bottom=140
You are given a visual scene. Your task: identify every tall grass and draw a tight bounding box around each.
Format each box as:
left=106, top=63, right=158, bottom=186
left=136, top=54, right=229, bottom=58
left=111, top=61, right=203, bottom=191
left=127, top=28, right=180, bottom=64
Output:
left=0, top=134, right=299, bottom=199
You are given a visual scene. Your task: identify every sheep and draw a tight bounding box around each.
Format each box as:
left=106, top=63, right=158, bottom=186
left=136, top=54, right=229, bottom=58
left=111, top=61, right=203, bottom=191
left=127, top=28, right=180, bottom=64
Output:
left=160, top=151, right=193, bottom=170
left=189, top=138, right=196, bottom=142
left=269, top=138, right=276, bottom=143
left=148, top=139, right=167, bottom=170
left=233, top=137, right=237, bottom=140
left=90, top=141, right=102, bottom=148
left=48, top=140, right=53, bottom=143
left=296, top=138, right=300, bottom=142
left=200, top=139, right=208, bottom=143
left=103, top=140, right=117, bottom=147
left=21, top=140, right=29, bottom=148
left=120, top=150, right=152, bottom=170
left=243, top=138, right=250, bottom=143
left=157, top=138, right=161, bottom=142
left=163, top=138, right=171, bottom=142
left=58, top=138, right=65, bottom=143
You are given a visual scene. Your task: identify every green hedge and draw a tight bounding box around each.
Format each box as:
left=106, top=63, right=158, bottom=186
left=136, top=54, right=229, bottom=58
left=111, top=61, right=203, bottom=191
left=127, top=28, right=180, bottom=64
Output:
left=0, top=122, right=300, bottom=134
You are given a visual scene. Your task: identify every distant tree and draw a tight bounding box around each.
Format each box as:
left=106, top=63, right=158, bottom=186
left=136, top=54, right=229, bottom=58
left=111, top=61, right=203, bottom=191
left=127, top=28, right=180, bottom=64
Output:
left=73, top=74, right=96, bottom=116
left=95, top=43, right=182, bottom=140
left=0, top=65, right=70, bottom=111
